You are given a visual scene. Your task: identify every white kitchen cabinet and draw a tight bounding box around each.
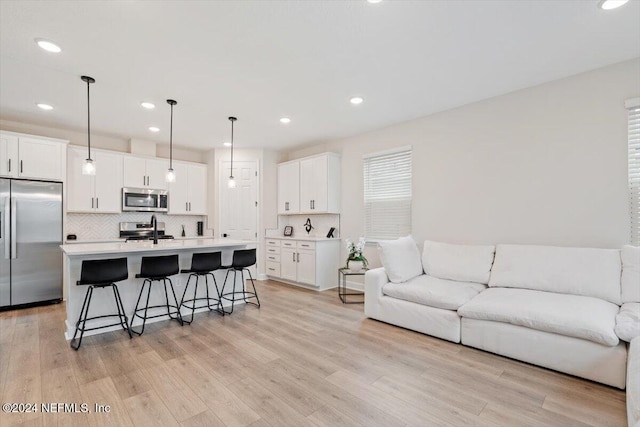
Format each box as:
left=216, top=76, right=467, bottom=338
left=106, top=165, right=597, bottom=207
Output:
left=168, top=161, right=207, bottom=215
left=277, top=161, right=300, bottom=214
left=265, top=238, right=340, bottom=290
left=67, top=147, right=123, bottom=213
left=123, top=156, right=169, bottom=190
left=0, top=131, right=66, bottom=181
left=277, top=153, right=340, bottom=215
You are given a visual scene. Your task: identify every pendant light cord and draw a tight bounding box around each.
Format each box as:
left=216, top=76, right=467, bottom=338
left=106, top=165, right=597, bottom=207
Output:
left=86, top=79, right=91, bottom=160
left=169, top=103, right=173, bottom=169
left=230, top=118, right=234, bottom=178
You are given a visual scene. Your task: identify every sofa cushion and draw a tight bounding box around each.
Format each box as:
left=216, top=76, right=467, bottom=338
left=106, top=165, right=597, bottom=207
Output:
left=622, top=245, right=640, bottom=303
left=615, top=302, right=640, bottom=342
left=489, top=244, right=622, bottom=305
left=377, top=236, right=423, bottom=283
left=383, top=274, right=486, bottom=311
left=422, top=241, right=495, bottom=285
left=458, top=288, right=619, bottom=346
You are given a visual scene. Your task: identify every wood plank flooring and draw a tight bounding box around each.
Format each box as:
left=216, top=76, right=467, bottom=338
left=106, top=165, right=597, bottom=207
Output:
left=0, top=280, right=627, bottom=426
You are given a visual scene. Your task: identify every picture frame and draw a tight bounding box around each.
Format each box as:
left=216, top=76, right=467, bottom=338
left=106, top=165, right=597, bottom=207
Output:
left=284, top=226, right=293, bottom=237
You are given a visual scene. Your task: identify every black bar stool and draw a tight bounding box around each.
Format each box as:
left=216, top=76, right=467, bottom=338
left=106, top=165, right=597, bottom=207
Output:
left=179, top=252, right=225, bottom=323
left=71, top=257, right=131, bottom=350
left=220, top=248, right=260, bottom=314
left=131, top=254, right=183, bottom=335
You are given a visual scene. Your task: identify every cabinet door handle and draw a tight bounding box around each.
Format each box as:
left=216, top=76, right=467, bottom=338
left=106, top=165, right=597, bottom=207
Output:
left=268, top=268, right=275, bottom=271
left=96, top=198, right=99, bottom=209
left=143, top=175, right=146, bottom=186
left=7, top=159, right=10, bottom=172
left=310, top=200, right=312, bottom=209
left=292, top=252, right=295, bottom=262
left=188, top=202, right=191, bottom=211
left=297, top=253, right=300, bottom=262
left=91, top=197, right=94, bottom=209
left=186, top=202, right=188, bottom=211
left=20, top=160, right=23, bottom=174
left=285, top=202, right=289, bottom=211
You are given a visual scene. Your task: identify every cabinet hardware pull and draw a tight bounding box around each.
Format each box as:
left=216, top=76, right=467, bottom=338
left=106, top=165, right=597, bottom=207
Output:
left=188, top=202, right=191, bottom=211
left=268, top=268, right=275, bottom=271
left=186, top=202, right=188, bottom=211
left=91, top=198, right=94, bottom=208
left=7, top=159, right=10, bottom=172
left=292, top=252, right=295, bottom=262
left=297, top=253, right=300, bottom=262
left=20, top=160, right=23, bottom=174
left=310, top=200, right=312, bottom=209
left=96, top=198, right=99, bottom=209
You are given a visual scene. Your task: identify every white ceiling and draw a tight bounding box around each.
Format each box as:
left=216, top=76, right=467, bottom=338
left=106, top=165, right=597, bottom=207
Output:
left=1, top=0, right=639, bottom=151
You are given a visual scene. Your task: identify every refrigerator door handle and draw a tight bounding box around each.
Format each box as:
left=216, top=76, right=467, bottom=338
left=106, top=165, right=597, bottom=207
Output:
left=3, top=198, right=8, bottom=259
left=10, top=198, right=16, bottom=259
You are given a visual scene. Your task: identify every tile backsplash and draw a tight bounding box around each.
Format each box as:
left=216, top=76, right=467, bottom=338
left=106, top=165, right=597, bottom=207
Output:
left=66, top=213, right=211, bottom=240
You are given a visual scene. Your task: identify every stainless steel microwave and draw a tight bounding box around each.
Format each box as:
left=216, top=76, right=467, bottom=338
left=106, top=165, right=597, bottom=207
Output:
left=122, top=188, right=169, bottom=212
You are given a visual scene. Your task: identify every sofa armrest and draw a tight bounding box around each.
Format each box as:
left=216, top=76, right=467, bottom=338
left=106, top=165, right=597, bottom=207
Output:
left=365, top=268, right=389, bottom=318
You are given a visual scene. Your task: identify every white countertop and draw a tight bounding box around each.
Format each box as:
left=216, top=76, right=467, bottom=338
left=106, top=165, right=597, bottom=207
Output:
left=64, top=236, right=214, bottom=244
left=60, top=238, right=256, bottom=256
left=264, top=236, right=341, bottom=242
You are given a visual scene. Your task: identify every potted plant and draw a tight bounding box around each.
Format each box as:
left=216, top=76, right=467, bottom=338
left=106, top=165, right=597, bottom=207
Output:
left=345, top=237, right=368, bottom=271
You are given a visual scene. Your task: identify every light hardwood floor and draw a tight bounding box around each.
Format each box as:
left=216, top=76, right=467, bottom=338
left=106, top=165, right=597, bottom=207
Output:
left=0, top=280, right=627, bottom=427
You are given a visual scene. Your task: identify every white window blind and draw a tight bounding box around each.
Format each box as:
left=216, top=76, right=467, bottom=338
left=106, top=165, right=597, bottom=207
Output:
left=363, top=147, right=412, bottom=240
left=628, top=98, right=640, bottom=245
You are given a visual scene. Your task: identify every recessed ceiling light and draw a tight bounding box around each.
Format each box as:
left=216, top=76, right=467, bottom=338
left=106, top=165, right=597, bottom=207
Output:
left=149, top=126, right=160, bottom=132
left=35, top=38, right=61, bottom=53
left=367, top=0, right=383, bottom=3
left=36, top=103, right=53, bottom=111
left=141, top=102, right=155, bottom=109
left=350, top=96, right=364, bottom=105
left=223, top=142, right=232, bottom=147
left=598, top=0, right=629, bottom=9
left=280, top=117, right=291, bottom=124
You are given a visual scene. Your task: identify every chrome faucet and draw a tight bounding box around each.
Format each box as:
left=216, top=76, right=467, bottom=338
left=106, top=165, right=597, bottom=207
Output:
left=151, top=214, right=158, bottom=244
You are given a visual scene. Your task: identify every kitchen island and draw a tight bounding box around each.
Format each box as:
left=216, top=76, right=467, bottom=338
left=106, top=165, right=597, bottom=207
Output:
left=60, top=239, right=257, bottom=340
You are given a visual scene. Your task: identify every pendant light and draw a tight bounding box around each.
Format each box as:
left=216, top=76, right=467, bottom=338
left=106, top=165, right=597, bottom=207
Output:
left=81, top=75, right=96, bottom=175
left=228, top=116, right=237, bottom=188
left=166, top=99, right=177, bottom=183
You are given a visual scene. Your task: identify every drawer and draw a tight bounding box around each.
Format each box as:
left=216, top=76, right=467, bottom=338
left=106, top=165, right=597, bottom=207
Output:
left=281, top=240, right=296, bottom=248
left=266, top=239, right=281, bottom=247
left=265, top=253, right=281, bottom=263
left=266, top=246, right=281, bottom=255
left=266, top=261, right=281, bottom=277
left=297, top=241, right=316, bottom=250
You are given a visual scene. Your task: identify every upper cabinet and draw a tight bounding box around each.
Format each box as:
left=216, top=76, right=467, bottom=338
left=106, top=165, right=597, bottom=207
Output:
left=168, top=162, right=207, bottom=215
left=67, top=147, right=123, bottom=213
left=123, top=156, right=169, bottom=190
left=277, top=161, right=300, bottom=214
left=277, top=153, right=340, bottom=215
left=0, top=131, right=66, bottom=181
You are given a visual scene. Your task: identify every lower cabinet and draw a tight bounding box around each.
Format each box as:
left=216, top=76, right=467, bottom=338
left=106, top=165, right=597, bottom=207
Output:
left=265, top=238, right=340, bottom=290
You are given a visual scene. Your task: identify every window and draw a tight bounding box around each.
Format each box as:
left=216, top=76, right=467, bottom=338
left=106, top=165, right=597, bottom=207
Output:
left=628, top=98, right=640, bottom=245
left=363, top=147, right=412, bottom=240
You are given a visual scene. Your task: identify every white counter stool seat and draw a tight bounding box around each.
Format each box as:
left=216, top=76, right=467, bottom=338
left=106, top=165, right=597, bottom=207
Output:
left=70, top=257, right=132, bottom=350
left=131, top=254, right=184, bottom=335
left=221, top=248, right=260, bottom=314
left=179, top=251, right=225, bottom=323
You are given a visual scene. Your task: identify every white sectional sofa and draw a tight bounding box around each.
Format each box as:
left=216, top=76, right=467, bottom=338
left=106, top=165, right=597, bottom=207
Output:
left=365, top=239, right=640, bottom=393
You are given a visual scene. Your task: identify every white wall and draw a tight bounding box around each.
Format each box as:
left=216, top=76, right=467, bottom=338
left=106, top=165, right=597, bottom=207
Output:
left=0, top=118, right=206, bottom=162
left=284, top=58, right=640, bottom=268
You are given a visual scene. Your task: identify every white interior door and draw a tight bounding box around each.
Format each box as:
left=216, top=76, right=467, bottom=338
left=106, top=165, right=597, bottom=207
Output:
left=219, top=160, right=257, bottom=240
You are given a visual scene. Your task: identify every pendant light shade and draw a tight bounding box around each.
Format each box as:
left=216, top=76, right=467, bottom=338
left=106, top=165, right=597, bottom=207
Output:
left=81, top=75, right=96, bottom=175
left=166, top=99, right=177, bottom=183
left=228, top=116, right=237, bottom=188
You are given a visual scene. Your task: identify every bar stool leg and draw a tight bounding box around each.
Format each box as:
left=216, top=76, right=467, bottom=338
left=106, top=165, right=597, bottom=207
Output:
left=206, top=273, right=224, bottom=315
left=166, top=278, right=184, bottom=325
left=112, top=285, right=132, bottom=339
left=246, top=268, right=261, bottom=308
left=180, top=274, right=193, bottom=312
left=71, top=285, right=94, bottom=350
left=132, top=279, right=152, bottom=336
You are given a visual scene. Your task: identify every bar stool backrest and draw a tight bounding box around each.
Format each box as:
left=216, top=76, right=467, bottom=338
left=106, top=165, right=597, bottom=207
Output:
left=190, top=252, right=222, bottom=273
left=231, top=249, right=257, bottom=269
left=78, top=257, right=128, bottom=285
left=140, top=254, right=180, bottom=278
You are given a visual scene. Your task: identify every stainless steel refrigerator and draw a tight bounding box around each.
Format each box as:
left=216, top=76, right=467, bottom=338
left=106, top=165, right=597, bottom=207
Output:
left=0, top=178, right=63, bottom=308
